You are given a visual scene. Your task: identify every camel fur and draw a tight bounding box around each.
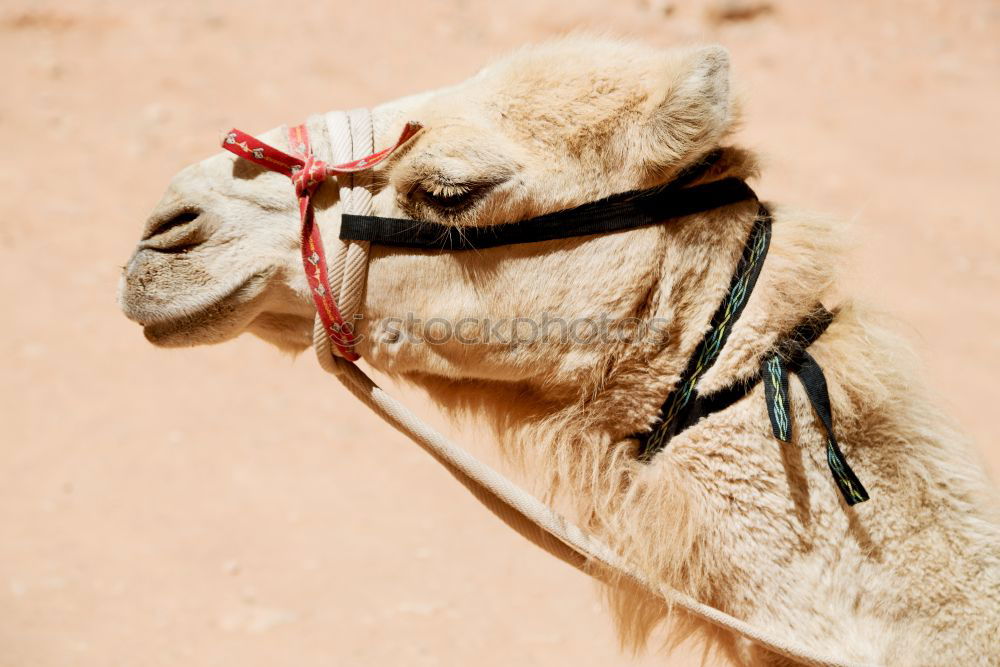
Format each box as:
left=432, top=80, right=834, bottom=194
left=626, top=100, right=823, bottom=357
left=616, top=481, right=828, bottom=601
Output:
left=119, top=37, right=1000, bottom=665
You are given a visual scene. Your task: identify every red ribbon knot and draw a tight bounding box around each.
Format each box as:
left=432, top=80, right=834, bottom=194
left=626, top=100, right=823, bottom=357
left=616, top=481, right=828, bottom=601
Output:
left=291, top=155, right=329, bottom=198
left=220, top=121, right=423, bottom=362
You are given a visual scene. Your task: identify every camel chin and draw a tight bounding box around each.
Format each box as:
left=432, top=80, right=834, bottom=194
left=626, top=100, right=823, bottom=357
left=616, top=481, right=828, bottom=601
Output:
left=244, top=312, right=315, bottom=353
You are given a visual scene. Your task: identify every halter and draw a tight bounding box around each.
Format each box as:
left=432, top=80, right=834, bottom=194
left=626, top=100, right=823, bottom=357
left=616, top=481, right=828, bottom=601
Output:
left=221, top=112, right=874, bottom=666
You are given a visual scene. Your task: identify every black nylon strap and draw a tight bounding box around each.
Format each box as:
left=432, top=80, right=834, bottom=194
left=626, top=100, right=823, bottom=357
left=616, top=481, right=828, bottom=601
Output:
left=642, top=307, right=870, bottom=506
left=759, top=308, right=837, bottom=445
left=791, top=351, right=870, bottom=506
left=341, top=178, right=757, bottom=251
left=637, top=204, right=772, bottom=460
left=650, top=309, right=834, bottom=447
left=762, top=354, right=792, bottom=442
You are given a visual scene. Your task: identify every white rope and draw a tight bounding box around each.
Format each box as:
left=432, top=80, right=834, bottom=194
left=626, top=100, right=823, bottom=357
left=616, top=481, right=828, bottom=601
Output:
left=338, top=108, right=374, bottom=322
left=309, top=111, right=876, bottom=667
left=322, top=110, right=351, bottom=306
left=322, top=109, right=372, bottom=329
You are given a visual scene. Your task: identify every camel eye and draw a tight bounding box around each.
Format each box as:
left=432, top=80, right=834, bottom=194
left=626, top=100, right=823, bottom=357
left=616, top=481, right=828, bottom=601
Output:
left=417, top=183, right=477, bottom=211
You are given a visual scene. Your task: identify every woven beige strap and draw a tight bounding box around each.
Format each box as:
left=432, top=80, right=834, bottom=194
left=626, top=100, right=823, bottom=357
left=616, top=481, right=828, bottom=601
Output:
left=309, top=110, right=874, bottom=667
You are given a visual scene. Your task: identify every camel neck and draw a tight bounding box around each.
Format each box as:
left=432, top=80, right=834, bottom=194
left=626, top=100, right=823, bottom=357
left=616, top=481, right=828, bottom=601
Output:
left=633, top=201, right=870, bottom=505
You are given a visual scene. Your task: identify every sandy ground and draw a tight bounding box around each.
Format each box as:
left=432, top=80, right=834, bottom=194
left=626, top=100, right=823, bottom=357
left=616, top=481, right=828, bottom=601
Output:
left=1, top=1, right=998, bottom=665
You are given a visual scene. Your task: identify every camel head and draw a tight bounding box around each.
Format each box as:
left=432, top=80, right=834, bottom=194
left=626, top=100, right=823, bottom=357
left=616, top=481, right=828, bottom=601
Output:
left=120, top=38, right=735, bottom=392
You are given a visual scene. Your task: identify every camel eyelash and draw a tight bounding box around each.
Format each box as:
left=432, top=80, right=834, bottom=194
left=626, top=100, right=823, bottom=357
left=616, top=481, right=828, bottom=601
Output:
left=406, top=180, right=493, bottom=215
left=422, top=183, right=473, bottom=198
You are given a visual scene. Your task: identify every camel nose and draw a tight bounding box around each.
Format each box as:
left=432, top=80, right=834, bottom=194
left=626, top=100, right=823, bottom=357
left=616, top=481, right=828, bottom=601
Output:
left=142, top=207, right=201, bottom=241
left=137, top=202, right=213, bottom=254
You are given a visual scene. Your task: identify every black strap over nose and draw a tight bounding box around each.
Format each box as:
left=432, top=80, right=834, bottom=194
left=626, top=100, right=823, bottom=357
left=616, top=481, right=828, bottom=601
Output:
left=338, top=149, right=750, bottom=251
left=340, top=177, right=756, bottom=251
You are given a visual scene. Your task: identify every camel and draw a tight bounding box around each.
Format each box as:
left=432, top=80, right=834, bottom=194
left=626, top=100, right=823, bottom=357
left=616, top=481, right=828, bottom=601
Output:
left=118, top=38, right=1000, bottom=665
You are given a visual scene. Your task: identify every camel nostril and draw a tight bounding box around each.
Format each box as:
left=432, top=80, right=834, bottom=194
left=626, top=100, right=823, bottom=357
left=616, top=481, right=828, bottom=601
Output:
left=143, top=208, right=201, bottom=241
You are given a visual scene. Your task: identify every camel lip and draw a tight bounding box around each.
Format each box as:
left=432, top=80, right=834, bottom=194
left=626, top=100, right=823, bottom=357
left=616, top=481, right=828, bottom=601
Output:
left=121, top=268, right=273, bottom=335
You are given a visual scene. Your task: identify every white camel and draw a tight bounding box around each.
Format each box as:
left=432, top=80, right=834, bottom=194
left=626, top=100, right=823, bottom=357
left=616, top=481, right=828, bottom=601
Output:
left=119, top=38, right=1000, bottom=665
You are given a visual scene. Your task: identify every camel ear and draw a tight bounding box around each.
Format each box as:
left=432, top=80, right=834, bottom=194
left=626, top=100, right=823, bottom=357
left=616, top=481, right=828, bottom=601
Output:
left=643, top=45, right=732, bottom=168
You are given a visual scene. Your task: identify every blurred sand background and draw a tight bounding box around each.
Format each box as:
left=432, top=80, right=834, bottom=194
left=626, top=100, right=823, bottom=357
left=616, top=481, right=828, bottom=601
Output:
left=1, top=1, right=998, bottom=665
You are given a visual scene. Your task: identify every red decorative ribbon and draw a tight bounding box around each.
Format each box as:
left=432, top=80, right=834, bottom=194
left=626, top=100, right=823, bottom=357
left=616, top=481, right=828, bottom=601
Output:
left=222, top=121, right=422, bottom=360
